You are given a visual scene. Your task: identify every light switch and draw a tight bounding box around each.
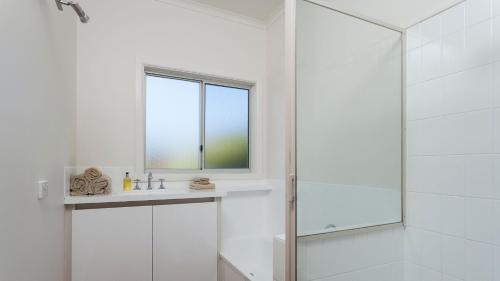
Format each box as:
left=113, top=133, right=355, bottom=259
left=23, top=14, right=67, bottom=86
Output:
left=38, top=180, right=49, bottom=200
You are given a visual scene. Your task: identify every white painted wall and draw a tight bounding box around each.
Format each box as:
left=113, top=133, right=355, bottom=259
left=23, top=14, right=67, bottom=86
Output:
left=265, top=11, right=287, bottom=281
left=75, top=0, right=267, bottom=174
left=405, top=0, right=500, bottom=279
left=266, top=11, right=286, bottom=236
left=0, top=1, right=76, bottom=281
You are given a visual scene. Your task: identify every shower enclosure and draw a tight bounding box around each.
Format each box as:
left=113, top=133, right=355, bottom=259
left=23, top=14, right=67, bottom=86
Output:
left=285, top=0, right=405, bottom=280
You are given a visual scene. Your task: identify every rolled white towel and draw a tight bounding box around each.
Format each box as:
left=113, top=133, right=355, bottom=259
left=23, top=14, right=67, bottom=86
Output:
left=90, top=176, right=112, bottom=195
left=84, top=167, right=102, bottom=182
left=70, top=175, right=92, bottom=196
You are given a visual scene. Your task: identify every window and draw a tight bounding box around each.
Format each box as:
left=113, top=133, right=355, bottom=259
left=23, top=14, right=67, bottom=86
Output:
left=145, top=71, right=250, bottom=171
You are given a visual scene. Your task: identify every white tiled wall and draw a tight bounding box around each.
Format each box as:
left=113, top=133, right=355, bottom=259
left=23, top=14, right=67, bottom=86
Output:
left=298, top=227, right=404, bottom=281
left=406, top=0, right=500, bottom=280
left=296, top=1, right=405, bottom=279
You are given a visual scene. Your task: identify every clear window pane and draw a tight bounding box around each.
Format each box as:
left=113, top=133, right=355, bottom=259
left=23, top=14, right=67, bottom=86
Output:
left=145, top=75, right=201, bottom=169
left=204, top=84, right=249, bottom=169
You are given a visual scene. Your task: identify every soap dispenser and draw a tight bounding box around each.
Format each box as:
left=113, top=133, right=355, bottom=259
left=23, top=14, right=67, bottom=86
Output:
left=123, top=172, right=132, bottom=192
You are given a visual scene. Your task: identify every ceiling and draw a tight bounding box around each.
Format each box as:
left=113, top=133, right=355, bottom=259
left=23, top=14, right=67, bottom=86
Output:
left=321, top=0, right=463, bottom=28
left=189, top=0, right=284, bottom=22
left=189, top=0, right=462, bottom=28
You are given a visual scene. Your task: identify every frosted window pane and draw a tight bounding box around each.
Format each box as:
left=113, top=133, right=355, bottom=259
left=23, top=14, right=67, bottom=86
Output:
left=204, top=84, right=249, bottom=169
left=145, top=75, right=200, bottom=169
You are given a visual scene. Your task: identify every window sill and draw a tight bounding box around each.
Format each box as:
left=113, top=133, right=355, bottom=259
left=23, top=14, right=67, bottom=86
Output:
left=136, top=170, right=264, bottom=182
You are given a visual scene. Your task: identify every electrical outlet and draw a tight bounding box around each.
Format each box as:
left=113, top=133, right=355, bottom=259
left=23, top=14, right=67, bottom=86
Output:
left=38, top=180, right=49, bottom=200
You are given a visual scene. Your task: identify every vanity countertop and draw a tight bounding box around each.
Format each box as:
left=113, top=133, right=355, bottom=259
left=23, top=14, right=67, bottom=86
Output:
left=64, top=182, right=272, bottom=205
left=64, top=188, right=228, bottom=205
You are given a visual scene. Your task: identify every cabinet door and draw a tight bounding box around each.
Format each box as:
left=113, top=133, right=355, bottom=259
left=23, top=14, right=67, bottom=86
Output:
left=72, top=206, right=152, bottom=281
left=153, top=202, right=217, bottom=281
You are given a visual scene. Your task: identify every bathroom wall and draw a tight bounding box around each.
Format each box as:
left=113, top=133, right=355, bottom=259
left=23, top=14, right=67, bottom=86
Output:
left=219, top=10, right=286, bottom=280
left=0, top=1, right=76, bottom=281
left=297, top=183, right=401, bottom=235
left=266, top=10, right=287, bottom=280
left=77, top=2, right=286, bottom=277
left=294, top=1, right=404, bottom=280
left=405, top=0, right=500, bottom=279
left=296, top=0, right=402, bottom=190
left=297, top=227, right=404, bottom=281
left=75, top=0, right=267, bottom=173
left=266, top=10, right=286, bottom=236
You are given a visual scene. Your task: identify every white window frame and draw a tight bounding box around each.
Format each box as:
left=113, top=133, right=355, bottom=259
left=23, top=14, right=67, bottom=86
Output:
left=135, top=62, right=264, bottom=181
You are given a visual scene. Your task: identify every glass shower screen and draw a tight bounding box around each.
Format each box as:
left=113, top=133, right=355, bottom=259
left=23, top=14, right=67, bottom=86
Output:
left=296, top=0, right=403, bottom=236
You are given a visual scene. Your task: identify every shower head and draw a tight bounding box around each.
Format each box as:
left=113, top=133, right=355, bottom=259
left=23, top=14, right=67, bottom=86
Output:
left=55, top=0, right=90, bottom=23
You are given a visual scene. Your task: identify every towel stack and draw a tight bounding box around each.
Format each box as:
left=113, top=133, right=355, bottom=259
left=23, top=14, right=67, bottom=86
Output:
left=70, top=167, right=112, bottom=196
left=190, top=177, right=216, bottom=190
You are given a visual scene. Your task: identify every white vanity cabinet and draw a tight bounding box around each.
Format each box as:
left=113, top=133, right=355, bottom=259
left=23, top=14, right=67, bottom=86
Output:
left=71, top=201, right=218, bottom=281
left=72, top=206, right=153, bottom=281
left=153, top=202, right=218, bottom=281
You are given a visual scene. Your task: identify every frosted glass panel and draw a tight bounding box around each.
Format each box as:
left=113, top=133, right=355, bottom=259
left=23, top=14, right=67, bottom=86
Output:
left=296, top=0, right=402, bottom=236
left=204, top=84, right=249, bottom=169
left=145, top=75, right=201, bottom=169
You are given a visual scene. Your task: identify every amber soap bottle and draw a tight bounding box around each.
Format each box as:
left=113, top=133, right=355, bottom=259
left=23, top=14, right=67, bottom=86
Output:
left=123, top=172, right=132, bottom=192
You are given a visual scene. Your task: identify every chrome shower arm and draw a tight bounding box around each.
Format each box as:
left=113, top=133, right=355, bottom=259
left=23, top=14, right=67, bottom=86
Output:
left=55, top=0, right=90, bottom=23
left=55, top=0, right=74, bottom=11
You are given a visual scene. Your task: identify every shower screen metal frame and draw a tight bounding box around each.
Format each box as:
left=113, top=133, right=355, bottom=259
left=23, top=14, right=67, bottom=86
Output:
left=285, top=0, right=407, bottom=280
